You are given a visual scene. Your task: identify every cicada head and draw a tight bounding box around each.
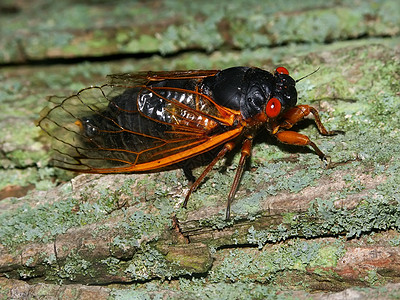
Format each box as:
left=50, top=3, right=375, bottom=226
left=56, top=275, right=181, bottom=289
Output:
left=251, top=67, right=297, bottom=124
left=239, top=67, right=297, bottom=121
left=272, top=67, right=297, bottom=110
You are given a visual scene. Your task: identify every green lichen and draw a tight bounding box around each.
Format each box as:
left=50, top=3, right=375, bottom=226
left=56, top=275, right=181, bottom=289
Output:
left=124, top=34, right=160, bottom=53
left=100, top=257, right=121, bottom=276
left=0, top=171, right=194, bottom=283
left=111, top=279, right=282, bottom=300
left=0, top=176, right=169, bottom=249
left=0, top=199, right=76, bottom=247
left=309, top=243, right=345, bottom=268
left=364, top=269, right=382, bottom=286
left=244, top=188, right=400, bottom=248
left=123, top=245, right=190, bottom=281
left=98, top=242, right=203, bottom=283
left=56, top=251, right=93, bottom=282
left=209, top=239, right=344, bottom=285
left=2, top=1, right=399, bottom=62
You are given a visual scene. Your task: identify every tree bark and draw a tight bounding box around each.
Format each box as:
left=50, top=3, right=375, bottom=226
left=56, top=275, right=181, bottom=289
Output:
left=1, top=0, right=400, bottom=298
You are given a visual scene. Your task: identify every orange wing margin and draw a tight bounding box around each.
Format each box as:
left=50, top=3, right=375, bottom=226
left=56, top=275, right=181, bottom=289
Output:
left=74, top=127, right=243, bottom=173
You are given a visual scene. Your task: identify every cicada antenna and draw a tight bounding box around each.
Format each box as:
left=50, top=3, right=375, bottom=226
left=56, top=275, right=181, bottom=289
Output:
left=296, top=67, right=320, bottom=83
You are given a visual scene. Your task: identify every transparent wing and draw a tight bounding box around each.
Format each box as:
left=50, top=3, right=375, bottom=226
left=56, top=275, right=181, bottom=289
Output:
left=38, top=76, right=242, bottom=173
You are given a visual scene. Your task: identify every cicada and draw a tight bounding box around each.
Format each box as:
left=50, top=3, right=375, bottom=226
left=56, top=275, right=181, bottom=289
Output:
left=38, top=66, right=342, bottom=219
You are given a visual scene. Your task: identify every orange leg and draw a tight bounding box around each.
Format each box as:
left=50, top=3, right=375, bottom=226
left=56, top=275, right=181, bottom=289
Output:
left=275, top=131, right=327, bottom=160
left=226, top=138, right=252, bottom=220
left=183, top=138, right=253, bottom=220
left=275, top=105, right=343, bottom=163
left=280, top=105, right=344, bottom=136
left=183, top=142, right=235, bottom=209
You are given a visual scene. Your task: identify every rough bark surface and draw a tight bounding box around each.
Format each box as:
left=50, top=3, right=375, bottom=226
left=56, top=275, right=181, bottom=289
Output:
left=1, top=0, right=400, bottom=299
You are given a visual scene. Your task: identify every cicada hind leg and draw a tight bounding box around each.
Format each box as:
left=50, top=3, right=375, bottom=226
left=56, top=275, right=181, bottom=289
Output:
left=183, top=142, right=235, bottom=209
left=183, top=138, right=253, bottom=220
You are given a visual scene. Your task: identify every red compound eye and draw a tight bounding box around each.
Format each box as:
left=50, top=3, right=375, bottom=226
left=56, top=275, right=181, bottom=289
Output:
left=265, top=97, right=281, bottom=118
left=275, top=67, right=289, bottom=75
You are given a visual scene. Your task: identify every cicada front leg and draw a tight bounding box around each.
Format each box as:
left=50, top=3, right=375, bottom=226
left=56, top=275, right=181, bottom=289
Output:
left=273, top=105, right=343, bottom=166
left=279, top=105, right=343, bottom=136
